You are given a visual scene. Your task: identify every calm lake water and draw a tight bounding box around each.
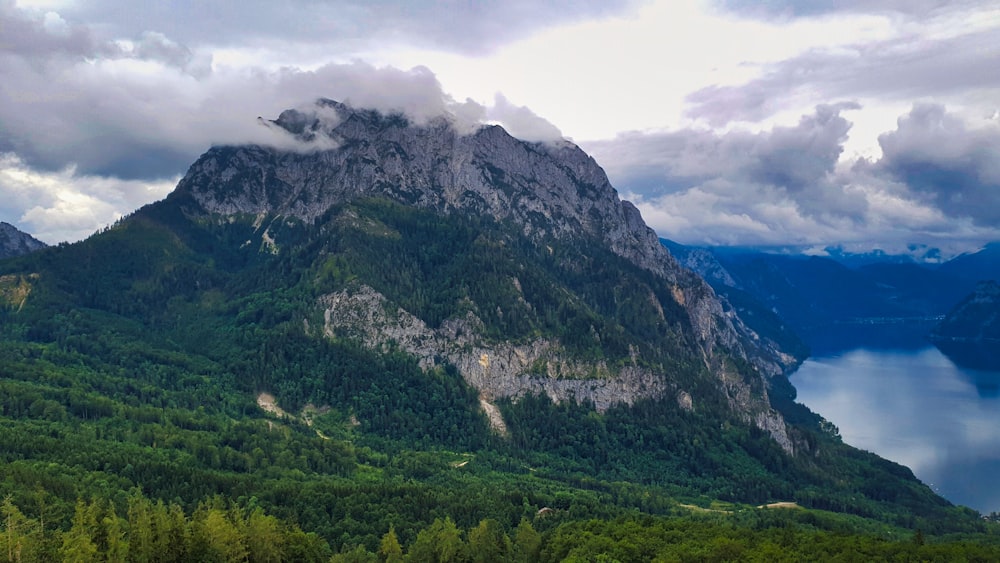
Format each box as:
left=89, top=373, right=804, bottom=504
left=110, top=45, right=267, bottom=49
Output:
left=790, top=326, right=1000, bottom=515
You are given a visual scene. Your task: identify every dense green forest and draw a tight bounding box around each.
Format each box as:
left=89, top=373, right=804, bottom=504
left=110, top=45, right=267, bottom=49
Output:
left=1, top=196, right=999, bottom=560
left=4, top=492, right=1000, bottom=561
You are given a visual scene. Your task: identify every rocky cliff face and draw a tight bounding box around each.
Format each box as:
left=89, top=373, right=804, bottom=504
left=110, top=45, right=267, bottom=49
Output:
left=173, top=99, right=797, bottom=451
left=0, top=222, right=46, bottom=259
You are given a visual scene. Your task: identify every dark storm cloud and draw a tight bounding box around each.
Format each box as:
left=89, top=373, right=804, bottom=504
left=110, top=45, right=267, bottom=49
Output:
left=686, top=24, right=1000, bottom=126
left=43, top=0, right=637, bottom=56
left=873, top=104, right=1000, bottom=225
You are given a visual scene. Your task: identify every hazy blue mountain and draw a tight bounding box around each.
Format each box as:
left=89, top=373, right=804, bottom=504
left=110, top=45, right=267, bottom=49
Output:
left=663, top=240, right=978, bottom=350
left=931, top=281, right=1000, bottom=371
left=939, top=242, right=1000, bottom=283
left=933, top=281, right=1000, bottom=343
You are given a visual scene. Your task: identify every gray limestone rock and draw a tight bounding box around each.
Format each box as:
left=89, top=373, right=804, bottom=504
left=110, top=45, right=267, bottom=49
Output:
left=0, top=222, right=46, bottom=259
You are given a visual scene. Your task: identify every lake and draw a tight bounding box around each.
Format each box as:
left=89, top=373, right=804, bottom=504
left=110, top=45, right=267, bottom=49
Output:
left=790, top=324, right=1000, bottom=515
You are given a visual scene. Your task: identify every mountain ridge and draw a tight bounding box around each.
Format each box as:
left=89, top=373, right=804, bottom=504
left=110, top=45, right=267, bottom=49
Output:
left=663, top=239, right=980, bottom=350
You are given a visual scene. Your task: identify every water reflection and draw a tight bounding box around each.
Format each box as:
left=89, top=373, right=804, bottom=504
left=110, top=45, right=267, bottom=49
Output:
left=934, top=340, right=1000, bottom=377
left=791, top=345, right=1000, bottom=515
left=799, top=320, right=938, bottom=356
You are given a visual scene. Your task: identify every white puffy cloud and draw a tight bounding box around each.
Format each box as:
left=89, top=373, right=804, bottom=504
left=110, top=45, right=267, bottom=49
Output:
left=485, top=94, right=564, bottom=143
left=686, top=3, right=1000, bottom=127
left=586, top=104, right=1000, bottom=250
left=0, top=153, right=176, bottom=243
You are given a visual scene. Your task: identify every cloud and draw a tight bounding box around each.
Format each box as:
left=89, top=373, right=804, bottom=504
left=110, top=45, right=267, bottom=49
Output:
left=0, top=153, right=176, bottom=243
left=586, top=103, right=861, bottom=210
left=0, top=17, right=470, bottom=179
left=27, top=0, right=637, bottom=57
left=0, top=1, right=103, bottom=60
left=486, top=94, right=563, bottom=143
left=685, top=9, right=1000, bottom=126
left=873, top=103, right=1000, bottom=225
left=584, top=103, right=1000, bottom=249
left=714, top=0, right=963, bottom=19
left=1, top=2, right=568, bottom=183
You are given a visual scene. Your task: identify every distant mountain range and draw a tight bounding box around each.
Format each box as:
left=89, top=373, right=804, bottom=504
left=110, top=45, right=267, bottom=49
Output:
left=663, top=239, right=999, bottom=352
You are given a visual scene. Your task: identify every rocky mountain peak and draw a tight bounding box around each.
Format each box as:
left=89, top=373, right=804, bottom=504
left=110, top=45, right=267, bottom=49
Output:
left=170, top=99, right=799, bottom=450
left=177, top=98, right=670, bottom=279
left=0, top=222, right=46, bottom=259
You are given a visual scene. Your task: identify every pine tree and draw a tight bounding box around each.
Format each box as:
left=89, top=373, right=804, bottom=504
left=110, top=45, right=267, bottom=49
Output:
left=512, top=518, right=541, bottom=563
left=378, top=526, right=403, bottom=563
left=244, top=507, right=283, bottom=563
left=1, top=496, right=32, bottom=563
left=467, top=519, right=511, bottom=563
left=59, top=499, right=99, bottom=563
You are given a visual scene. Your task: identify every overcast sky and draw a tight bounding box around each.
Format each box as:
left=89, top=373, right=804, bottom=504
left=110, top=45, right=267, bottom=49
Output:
left=2, top=0, right=999, bottom=256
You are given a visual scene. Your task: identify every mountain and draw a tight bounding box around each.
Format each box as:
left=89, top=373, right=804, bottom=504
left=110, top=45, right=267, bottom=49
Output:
left=930, top=281, right=1000, bottom=371
left=939, top=242, right=1000, bottom=283
left=932, top=281, right=1000, bottom=343
left=665, top=240, right=978, bottom=351
left=0, top=221, right=46, bottom=259
left=174, top=99, right=797, bottom=442
left=0, top=100, right=984, bottom=556
left=662, top=239, right=810, bottom=361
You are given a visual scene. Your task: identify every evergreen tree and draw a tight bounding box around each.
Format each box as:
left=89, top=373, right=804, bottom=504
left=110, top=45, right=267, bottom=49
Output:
left=467, top=519, right=511, bottom=563
left=406, top=517, right=465, bottom=563
left=512, top=518, right=541, bottom=563
left=1, top=496, right=32, bottom=563
left=59, top=499, right=98, bottom=563
left=378, top=526, right=403, bottom=563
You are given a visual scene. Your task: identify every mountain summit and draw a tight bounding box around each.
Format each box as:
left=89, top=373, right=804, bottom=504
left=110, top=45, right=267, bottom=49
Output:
left=171, top=99, right=798, bottom=448
left=178, top=99, right=690, bottom=283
